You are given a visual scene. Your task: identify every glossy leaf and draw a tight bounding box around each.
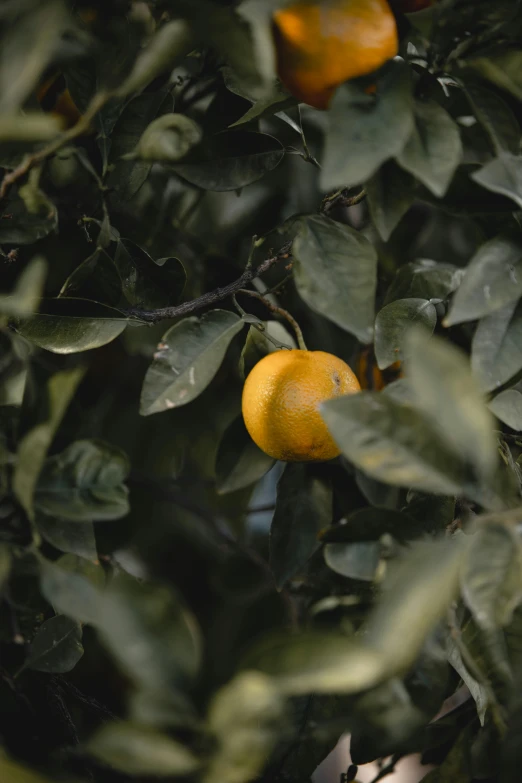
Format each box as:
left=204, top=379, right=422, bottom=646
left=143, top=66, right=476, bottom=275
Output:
left=34, top=439, right=130, bottom=522
left=293, top=215, right=377, bottom=343
left=216, top=416, right=274, bottom=495
left=489, top=389, right=522, bottom=431
left=140, top=310, right=244, bottom=415
left=26, top=614, right=83, bottom=674
left=270, top=463, right=332, bottom=588
left=321, top=58, right=414, bottom=190
left=366, top=160, right=416, bottom=241
left=114, top=239, right=186, bottom=310
left=471, top=301, right=522, bottom=392
left=385, top=259, right=464, bottom=305
left=374, top=298, right=437, bottom=370
left=445, top=234, right=522, bottom=326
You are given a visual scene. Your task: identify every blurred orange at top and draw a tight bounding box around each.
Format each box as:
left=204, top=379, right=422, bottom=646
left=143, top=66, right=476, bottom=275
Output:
left=272, top=0, right=398, bottom=110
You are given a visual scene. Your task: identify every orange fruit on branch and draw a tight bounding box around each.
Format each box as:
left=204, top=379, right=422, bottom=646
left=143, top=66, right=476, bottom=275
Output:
left=272, top=0, right=399, bottom=109
left=242, top=349, right=360, bottom=462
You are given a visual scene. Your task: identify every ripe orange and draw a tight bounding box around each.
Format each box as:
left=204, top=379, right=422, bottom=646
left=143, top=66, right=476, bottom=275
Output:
left=242, top=349, right=360, bottom=462
left=272, top=0, right=398, bottom=110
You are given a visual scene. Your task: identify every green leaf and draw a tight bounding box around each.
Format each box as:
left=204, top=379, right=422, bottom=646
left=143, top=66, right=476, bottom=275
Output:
left=324, top=541, right=380, bottom=581
left=293, top=215, right=377, bottom=343
left=58, top=249, right=122, bottom=306
left=226, top=73, right=296, bottom=127
left=0, top=194, right=58, bottom=245
left=172, top=131, right=284, bottom=191
left=366, top=159, right=416, bottom=241
left=0, top=757, right=55, bottom=783
left=471, top=153, right=522, bottom=210
left=116, top=20, right=196, bottom=98
left=469, top=50, right=522, bottom=102
left=461, top=522, right=522, bottom=632
left=464, top=82, right=520, bottom=155
left=419, top=726, right=471, bottom=782
left=0, top=257, right=47, bottom=318
left=406, top=329, right=497, bottom=479
left=131, top=113, right=202, bottom=162
left=34, top=439, right=130, bottom=522
left=37, top=514, right=97, bottom=560
left=270, top=463, right=332, bottom=589
left=0, top=544, right=11, bottom=593
left=396, top=98, right=462, bottom=197
left=385, top=259, right=464, bottom=305
left=216, top=416, right=274, bottom=495
left=86, top=722, right=200, bottom=777
left=446, top=634, right=488, bottom=726
left=40, top=556, right=104, bottom=626
left=26, top=615, right=83, bottom=674
left=321, top=58, right=414, bottom=190
left=140, top=310, right=244, bottom=415
left=320, top=506, right=421, bottom=544
left=471, top=301, right=522, bottom=392
left=129, top=688, right=199, bottom=729
left=239, top=321, right=296, bottom=379
left=114, top=239, right=186, bottom=310
left=321, top=392, right=469, bottom=497
left=0, top=114, right=61, bottom=142
left=489, top=389, right=522, bottom=431
left=15, top=298, right=128, bottom=354
left=97, top=578, right=201, bottom=690
left=13, top=368, right=84, bottom=519
left=374, top=298, right=437, bottom=370
left=445, top=234, right=522, bottom=326
left=204, top=671, right=286, bottom=783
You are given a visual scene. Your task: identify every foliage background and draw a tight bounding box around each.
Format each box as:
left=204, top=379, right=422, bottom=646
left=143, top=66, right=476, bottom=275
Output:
left=2, top=1, right=522, bottom=782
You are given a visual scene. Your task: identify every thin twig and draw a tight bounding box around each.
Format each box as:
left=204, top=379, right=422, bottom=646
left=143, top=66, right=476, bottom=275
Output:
left=237, top=287, right=307, bottom=350
left=0, top=91, right=112, bottom=200
left=321, top=187, right=366, bottom=214
left=126, top=241, right=293, bottom=323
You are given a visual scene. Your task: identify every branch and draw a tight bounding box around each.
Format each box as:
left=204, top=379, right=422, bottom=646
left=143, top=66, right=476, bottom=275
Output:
left=126, top=241, right=293, bottom=323
left=321, top=187, right=366, bottom=214
left=237, top=287, right=307, bottom=350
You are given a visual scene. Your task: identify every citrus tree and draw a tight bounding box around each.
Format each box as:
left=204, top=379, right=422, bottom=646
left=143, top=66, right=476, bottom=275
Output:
left=1, top=1, right=522, bottom=781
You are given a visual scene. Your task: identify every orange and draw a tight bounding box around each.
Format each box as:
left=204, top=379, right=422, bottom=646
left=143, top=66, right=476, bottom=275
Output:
left=242, top=349, right=360, bottom=462
left=272, top=0, right=398, bottom=110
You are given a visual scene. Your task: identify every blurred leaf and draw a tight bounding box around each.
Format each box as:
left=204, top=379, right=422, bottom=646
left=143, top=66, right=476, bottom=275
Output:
left=445, top=234, right=522, bottom=326
left=239, top=321, right=296, bottom=379
left=406, top=329, right=497, bottom=479
left=0, top=544, right=11, bottom=593
left=86, top=722, right=200, bottom=776
left=37, top=514, right=97, bottom=560
left=469, top=50, right=522, bottom=102
left=397, top=98, right=462, bottom=197
left=471, top=301, right=522, bottom=392
left=366, top=160, right=416, bottom=241
left=114, top=239, right=186, bottom=310
left=385, top=259, right=464, bottom=305
left=0, top=256, right=46, bottom=318
left=489, top=389, right=522, bottom=431
left=446, top=635, right=488, bottom=726
left=320, top=506, right=420, bottom=544
left=472, top=153, right=522, bottom=210
left=26, top=615, right=83, bottom=674
left=464, top=82, right=520, bottom=155
left=97, top=578, right=201, bottom=690
left=404, top=492, right=456, bottom=537
left=204, top=671, right=286, bottom=783
left=34, top=439, right=129, bottom=522
left=132, top=113, right=202, bottom=162
left=321, top=58, right=414, bottom=190
left=324, top=541, right=380, bottom=581
left=0, top=114, right=61, bottom=142
left=172, top=131, right=284, bottom=191
left=321, top=392, right=470, bottom=497
left=129, top=688, right=199, bottom=729
left=216, top=416, right=274, bottom=494
left=420, top=726, right=471, bottom=781
left=0, top=757, right=55, bottom=783
left=116, top=20, right=196, bottom=98
left=140, top=310, right=244, bottom=415
left=461, top=522, right=522, bottom=632
left=16, top=298, right=128, bottom=354
left=374, top=298, right=437, bottom=370
left=0, top=195, right=57, bottom=245
left=40, top=556, right=103, bottom=626
left=270, top=463, right=332, bottom=588
left=13, top=368, right=84, bottom=519
left=293, top=215, right=377, bottom=343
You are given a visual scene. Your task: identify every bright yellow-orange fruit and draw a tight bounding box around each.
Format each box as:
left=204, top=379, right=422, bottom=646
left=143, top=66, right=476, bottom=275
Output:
left=272, top=0, right=399, bottom=110
left=242, top=349, right=360, bottom=462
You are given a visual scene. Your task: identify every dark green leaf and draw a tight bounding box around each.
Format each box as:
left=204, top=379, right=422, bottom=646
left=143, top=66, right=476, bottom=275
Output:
left=319, top=506, right=420, bottom=544
left=374, top=298, right=437, bottom=370
left=489, top=389, right=522, bottom=431
left=40, top=556, right=104, bottom=626
left=0, top=194, right=57, bottom=245
left=172, top=131, right=284, bottom=191
left=133, top=114, right=202, bottom=162
left=37, top=514, right=97, bottom=560
left=15, top=298, right=128, bottom=354
left=0, top=757, right=55, bottom=783
left=446, top=634, right=488, bottom=726
left=366, top=160, right=416, bottom=241
left=471, top=301, right=522, bottom=392
left=293, top=215, right=377, bottom=343
left=397, top=98, right=462, bottom=197
left=324, top=541, right=380, bottom=581
left=59, top=249, right=122, bottom=307
left=0, top=543, right=11, bottom=593
left=140, top=310, right=244, bottom=415
left=239, top=321, right=296, bottom=379
left=114, top=240, right=186, bottom=310
left=469, top=50, right=522, bottom=102
left=384, top=260, right=464, bottom=305
left=445, top=234, right=522, bottom=326
left=129, top=688, right=199, bottom=729
left=227, top=75, right=296, bottom=127
left=26, top=614, right=83, bottom=674
left=0, top=257, right=47, bottom=318
left=321, top=58, right=414, bottom=190
left=216, top=416, right=274, bottom=495
left=464, top=82, right=520, bottom=155
left=270, top=463, right=332, bottom=588
left=86, top=722, right=200, bottom=776
left=472, top=153, right=522, bottom=210
left=34, top=439, right=129, bottom=522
